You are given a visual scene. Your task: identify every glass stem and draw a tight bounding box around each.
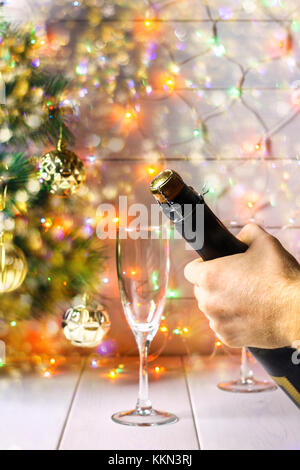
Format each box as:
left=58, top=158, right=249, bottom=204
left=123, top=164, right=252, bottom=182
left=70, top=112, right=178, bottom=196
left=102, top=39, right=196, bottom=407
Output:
left=135, top=332, right=152, bottom=414
left=240, top=347, right=254, bottom=384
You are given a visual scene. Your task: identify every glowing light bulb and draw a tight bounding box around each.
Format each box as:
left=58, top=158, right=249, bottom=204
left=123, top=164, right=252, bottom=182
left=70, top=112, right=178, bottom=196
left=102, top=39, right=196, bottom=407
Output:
left=162, top=77, right=175, bottom=92
left=170, top=63, right=180, bottom=74
left=167, top=289, right=179, bottom=298
left=216, top=340, right=222, bottom=348
left=50, top=358, right=55, bottom=365
left=109, top=370, right=116, bottom=378
left=144, top=20, right=151, bottom=27
left=160, top=326, right=168, bottom=333
left=228, top=86, right=241, bottom=98
left=42, top=218, right=53, bottom=230
left=173, top=328, right=181, bottom=335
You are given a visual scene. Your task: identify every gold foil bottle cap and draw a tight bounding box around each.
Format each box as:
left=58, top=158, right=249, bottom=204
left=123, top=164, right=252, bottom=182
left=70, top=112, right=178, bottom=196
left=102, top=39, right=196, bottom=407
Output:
left=149, top=169, right=185, bottom=203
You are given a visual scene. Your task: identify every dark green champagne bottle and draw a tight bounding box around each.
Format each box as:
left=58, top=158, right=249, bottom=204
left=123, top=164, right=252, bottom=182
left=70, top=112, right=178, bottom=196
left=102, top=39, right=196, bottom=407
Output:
left=150, top=169, right=300, bottom=408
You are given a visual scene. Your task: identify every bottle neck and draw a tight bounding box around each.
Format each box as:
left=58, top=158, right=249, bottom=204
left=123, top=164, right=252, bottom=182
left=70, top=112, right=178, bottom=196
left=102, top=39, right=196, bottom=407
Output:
left=159, top=185, right=204, bottom=223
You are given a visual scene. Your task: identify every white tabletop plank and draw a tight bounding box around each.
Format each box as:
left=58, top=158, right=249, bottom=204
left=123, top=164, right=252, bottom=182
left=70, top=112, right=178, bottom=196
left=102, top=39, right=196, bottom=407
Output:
left=184, top=355, right=300, bottom=450
left=0, top=362, right=83, bottom=450
left=59, top=356, right=199, bottom=450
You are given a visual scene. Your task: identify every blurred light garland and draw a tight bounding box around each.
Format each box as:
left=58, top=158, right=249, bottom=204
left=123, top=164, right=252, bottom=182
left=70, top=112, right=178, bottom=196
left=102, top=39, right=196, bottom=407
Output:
left=0, top=0, right=299, bottom=368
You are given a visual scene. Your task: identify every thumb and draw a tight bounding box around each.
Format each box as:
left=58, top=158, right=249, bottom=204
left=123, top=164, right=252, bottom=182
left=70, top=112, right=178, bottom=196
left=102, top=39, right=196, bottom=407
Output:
left=237, top=223, right=267, bottom=246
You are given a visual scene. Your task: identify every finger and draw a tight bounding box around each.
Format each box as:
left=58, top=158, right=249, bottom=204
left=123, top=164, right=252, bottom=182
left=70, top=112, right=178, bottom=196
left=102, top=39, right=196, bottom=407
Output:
left=184, top=258, right=204, bottom=285
left=236, top=223, right=267, bottom=246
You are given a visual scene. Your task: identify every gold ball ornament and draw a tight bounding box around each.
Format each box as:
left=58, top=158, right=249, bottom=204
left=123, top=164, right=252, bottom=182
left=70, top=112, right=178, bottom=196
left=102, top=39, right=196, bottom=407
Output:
left=12, top=78, right=29, bottom=100
left=62, top=301, right=111, bottom=348
left=39, top=139, right=86, bottom=197
left=0, top=234, right=28, bottom=293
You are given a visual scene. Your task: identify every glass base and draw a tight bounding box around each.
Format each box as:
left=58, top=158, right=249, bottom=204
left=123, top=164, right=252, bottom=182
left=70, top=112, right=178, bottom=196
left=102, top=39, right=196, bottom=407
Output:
left=111, top=408, right=178, bottom=426
left=218, top=378, right=277, bottom=393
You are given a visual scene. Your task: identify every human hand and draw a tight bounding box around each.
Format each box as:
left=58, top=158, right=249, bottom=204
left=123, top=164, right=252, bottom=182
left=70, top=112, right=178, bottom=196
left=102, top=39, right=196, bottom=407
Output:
left=184, top=223, right=300, bottom=349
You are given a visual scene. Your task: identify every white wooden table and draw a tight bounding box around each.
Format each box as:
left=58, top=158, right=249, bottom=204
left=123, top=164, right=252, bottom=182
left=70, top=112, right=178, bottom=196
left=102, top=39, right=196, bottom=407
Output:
left=0, top=356, right=299, bottom=450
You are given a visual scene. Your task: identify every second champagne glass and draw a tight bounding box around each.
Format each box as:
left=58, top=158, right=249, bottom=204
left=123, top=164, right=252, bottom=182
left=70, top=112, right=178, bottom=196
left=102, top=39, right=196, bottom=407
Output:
left=112, top=226, right=178, bottom=426
left=218, top=347, right=277, bottom=393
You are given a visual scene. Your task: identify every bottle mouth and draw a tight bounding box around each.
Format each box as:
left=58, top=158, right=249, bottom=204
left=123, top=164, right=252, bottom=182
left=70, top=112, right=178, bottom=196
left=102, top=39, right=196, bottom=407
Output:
left=149, top=169, right=185, bottom=203
left=149, top=169, right=174, bottom=192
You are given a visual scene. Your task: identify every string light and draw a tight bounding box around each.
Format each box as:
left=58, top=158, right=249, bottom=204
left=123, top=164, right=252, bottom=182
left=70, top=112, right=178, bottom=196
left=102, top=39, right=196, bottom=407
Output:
left=167, top=289, right=179, bottom=299
left=228, top=86, right=241, bottom=98
left=173, top=328, right=182, bottom=335
left=163, top=77, right=175, bottom=92
left=107, top=365, right=124, bottom=378
left=41, top=218, right=53, bottom=231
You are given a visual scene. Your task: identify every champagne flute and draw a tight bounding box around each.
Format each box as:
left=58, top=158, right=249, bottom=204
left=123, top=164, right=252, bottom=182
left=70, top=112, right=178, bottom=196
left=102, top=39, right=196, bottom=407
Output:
left=112, top=226, right=178, bottom=426
left=218, top=347, right=277, bottom=393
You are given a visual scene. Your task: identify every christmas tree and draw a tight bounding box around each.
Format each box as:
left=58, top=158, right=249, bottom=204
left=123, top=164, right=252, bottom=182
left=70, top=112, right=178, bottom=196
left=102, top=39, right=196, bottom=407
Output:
left=0, top=0, right=179, bottom=362
left=0, top=17, right=105, bottom=328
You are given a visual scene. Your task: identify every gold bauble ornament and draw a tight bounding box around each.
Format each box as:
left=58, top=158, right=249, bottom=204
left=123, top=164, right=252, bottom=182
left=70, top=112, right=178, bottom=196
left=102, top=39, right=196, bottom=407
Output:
left=0, top=233, right=28, bottom=293
left=39, top=138, right=86, bottom=197
left=0, top=185, right=7, bottom=212
left=12, top=78, right=29, bottom=99
left=62, top=299, right=111, bottom=348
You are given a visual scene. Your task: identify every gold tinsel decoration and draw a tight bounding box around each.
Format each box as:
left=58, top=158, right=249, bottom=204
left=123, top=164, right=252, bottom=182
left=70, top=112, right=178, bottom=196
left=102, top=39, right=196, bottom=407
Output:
left=39, top=136, right=86, bottom=197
